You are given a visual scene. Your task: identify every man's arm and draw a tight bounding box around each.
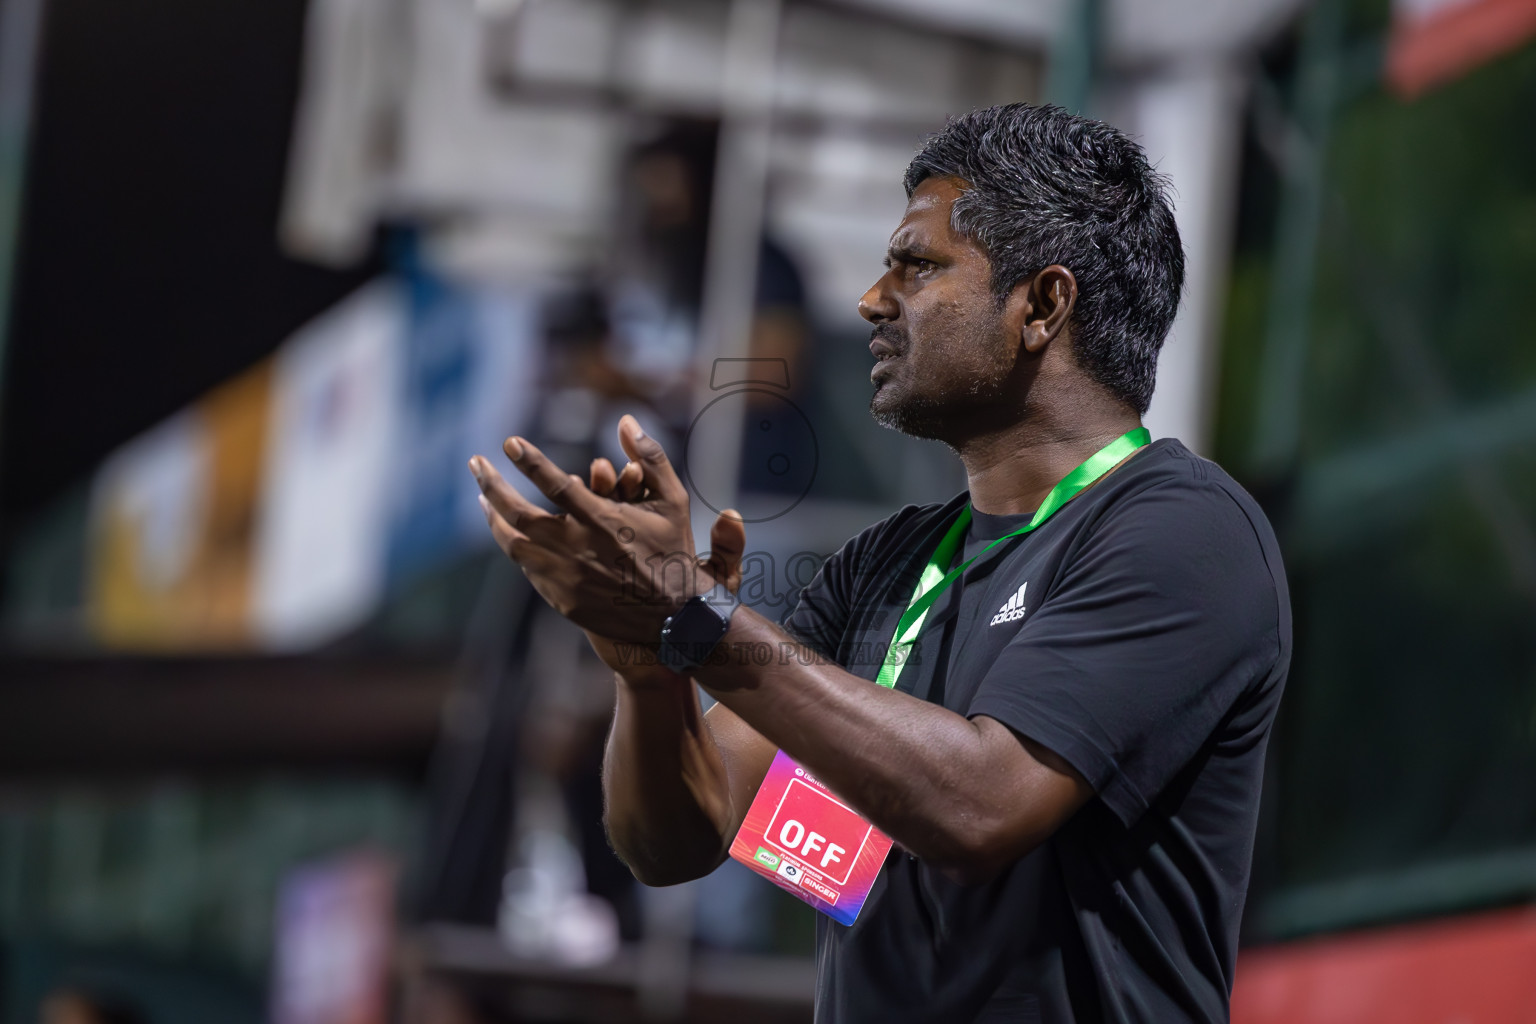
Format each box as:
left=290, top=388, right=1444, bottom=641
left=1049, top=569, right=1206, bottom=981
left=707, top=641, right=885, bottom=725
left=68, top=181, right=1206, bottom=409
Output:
left=580, top=455, right=776, bottom=886
left=693, top=611, right=1092, bottom=884
left=599, top=661, right=776, bottom=886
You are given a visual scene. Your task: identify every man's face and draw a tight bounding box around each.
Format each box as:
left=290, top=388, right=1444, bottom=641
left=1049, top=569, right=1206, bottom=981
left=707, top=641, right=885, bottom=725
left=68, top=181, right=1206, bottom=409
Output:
left=859, top=177, right=1024, bottom=443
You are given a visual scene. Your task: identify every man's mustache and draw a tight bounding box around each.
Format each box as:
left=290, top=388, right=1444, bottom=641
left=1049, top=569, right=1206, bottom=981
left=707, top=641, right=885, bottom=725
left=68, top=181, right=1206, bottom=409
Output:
left=869, top=323, right=907, bottom=349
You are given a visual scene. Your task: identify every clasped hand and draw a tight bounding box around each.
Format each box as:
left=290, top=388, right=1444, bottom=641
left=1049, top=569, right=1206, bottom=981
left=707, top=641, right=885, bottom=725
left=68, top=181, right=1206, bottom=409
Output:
left=470, top=415, right=745, bottom=651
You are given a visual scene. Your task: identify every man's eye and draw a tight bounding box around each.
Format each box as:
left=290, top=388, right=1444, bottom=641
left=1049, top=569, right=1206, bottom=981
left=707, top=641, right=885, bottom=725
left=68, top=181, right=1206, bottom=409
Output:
left=912, top=259, right=936, bottom=273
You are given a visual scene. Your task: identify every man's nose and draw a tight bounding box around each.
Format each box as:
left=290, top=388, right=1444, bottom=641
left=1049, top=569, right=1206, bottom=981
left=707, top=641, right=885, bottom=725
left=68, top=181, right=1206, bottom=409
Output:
left=858, top=279, right=897, bottom=324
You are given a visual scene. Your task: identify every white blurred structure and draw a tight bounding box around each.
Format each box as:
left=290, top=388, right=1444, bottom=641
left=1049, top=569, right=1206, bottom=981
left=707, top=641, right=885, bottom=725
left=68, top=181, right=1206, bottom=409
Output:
left=253, top=283, right=405, bottom=650
left=1111, top=66, right=1250, bottom=454
left=1097, top=0, right=1307, bottom=450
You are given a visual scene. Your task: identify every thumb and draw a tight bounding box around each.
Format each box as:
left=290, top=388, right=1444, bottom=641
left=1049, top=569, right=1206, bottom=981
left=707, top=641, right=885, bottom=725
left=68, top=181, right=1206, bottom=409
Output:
left=703, top=509, right=746, bottom=593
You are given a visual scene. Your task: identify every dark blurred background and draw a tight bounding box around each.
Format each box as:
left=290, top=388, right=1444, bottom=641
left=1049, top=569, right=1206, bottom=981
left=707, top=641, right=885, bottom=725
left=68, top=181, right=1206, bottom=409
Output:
left=0, top=0, right=1534, bottom=1021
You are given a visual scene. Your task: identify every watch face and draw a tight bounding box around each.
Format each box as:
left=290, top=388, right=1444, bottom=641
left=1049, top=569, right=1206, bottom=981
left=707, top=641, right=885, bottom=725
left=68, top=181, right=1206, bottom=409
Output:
left=659, top=589, right=737, bottom=671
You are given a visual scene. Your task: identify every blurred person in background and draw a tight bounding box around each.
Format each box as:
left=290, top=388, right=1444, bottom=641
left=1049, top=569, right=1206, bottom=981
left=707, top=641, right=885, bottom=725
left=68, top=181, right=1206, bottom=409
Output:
left=603, top=120, right=813, bottom=495
left=418, top=120, right=813, bottom=961
left=522, top=123, right=811, bottom=951
left=602, top=120, right=716, bottom=426
left=471, top=102, right=1290, bottom=1023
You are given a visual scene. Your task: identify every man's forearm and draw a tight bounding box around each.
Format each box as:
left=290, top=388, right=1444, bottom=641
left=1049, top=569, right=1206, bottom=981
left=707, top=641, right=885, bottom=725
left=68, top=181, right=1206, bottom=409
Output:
left=602, top=672, right=735, bottom=886
left=692, top=608, right=1058, bottom=878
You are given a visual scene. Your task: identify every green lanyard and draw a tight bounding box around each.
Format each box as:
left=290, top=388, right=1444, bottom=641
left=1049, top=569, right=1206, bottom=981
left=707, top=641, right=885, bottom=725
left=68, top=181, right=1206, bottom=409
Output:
left=873, top=428, right=1151, bottom=691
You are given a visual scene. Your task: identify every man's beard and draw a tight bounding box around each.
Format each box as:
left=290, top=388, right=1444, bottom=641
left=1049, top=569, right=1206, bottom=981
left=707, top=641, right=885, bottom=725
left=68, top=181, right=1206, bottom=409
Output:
left=867, top=323, right=934, bottom=437
left=868, top=322, right=1016, bottom=442
left=871, top=375, right=949, bottom=439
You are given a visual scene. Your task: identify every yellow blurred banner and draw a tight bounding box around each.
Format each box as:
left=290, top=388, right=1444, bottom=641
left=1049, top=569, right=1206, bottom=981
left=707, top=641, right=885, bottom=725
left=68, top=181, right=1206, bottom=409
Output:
left=88, top=360, right=274, bottom=650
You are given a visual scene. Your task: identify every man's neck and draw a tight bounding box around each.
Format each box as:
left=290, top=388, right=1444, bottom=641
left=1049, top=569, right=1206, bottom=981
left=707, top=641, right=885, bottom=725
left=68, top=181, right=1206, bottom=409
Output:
left=958, top=404, right=1143, bottom=516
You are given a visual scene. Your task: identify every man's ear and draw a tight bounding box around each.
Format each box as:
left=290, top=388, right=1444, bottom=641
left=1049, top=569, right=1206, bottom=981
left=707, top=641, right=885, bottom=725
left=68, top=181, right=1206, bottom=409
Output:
left=1019, top=265, right=1078, bottom=355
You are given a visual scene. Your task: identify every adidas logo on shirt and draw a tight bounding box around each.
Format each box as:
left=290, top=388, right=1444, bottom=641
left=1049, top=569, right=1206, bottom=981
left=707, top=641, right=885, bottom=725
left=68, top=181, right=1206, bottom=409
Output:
left=990, top=582, right=1028, bottom=626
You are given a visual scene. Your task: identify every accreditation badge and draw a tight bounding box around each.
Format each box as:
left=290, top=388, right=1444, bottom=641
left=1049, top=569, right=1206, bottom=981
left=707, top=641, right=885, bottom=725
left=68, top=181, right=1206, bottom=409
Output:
left=728, top=750, right=894, bottom=925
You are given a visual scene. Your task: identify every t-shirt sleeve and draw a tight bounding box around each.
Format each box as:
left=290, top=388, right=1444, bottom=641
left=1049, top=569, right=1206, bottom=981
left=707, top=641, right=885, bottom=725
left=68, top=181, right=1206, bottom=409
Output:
left=779, top=532, right=858, bottom=662
left=967, top=480, right=1281, bottom=828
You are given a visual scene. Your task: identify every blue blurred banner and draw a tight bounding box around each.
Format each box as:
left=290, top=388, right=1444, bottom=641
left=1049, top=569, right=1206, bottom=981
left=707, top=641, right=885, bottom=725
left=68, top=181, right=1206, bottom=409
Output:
left=385, top=263, right=543, bottom=587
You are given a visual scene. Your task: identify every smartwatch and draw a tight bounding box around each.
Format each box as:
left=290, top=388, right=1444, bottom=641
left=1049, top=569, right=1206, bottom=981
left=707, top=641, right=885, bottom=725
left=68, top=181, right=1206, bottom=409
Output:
left=657, top=582, right=740, bottom=673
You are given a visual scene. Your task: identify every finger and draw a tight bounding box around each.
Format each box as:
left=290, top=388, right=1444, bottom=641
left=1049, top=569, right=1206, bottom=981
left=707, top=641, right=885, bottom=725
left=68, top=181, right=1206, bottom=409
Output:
left=590, top=457, right=618, bottom=497
left=478, top=492, right=533, bottom=560
left=482, top=502, right=585, bottom=620
left=470, top=455, right=562, bottom=537
left=479, top=494, right=574, bottom=597
left=616, top=461, right=645, bottom=502
left=617, top=415, right=688, bottom=508
left=503, top=436, right=602, bottom=522
left=705, top=508, right=747, bottom=592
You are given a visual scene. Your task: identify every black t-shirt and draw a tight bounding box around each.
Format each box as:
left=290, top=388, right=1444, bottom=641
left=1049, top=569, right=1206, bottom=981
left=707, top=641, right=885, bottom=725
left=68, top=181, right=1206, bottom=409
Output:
left=782, top=439, right=1291, bottom=1023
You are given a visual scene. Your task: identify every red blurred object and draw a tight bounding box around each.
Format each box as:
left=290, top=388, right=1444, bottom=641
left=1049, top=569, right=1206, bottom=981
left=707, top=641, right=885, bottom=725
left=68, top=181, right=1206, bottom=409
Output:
left=1386, top=0, right=1536, bottom=97
left=1232, top=907, right=1536, bottom=1023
